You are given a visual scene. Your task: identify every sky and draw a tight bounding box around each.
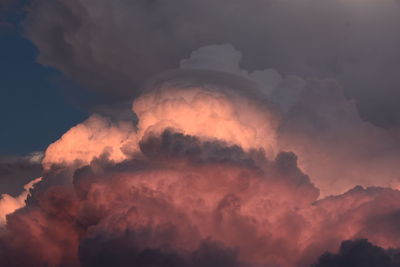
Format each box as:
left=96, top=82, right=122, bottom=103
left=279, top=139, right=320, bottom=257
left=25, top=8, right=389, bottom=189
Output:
left=0, top=1, right=86, bottom=155
left=1, top=0, right=400, bottom=266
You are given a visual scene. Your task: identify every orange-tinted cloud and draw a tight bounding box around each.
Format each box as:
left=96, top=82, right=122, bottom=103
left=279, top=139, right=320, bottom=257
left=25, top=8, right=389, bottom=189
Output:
left=2, top=85, right=400, bottom=266
left=0, top=177, right=41, bottom=225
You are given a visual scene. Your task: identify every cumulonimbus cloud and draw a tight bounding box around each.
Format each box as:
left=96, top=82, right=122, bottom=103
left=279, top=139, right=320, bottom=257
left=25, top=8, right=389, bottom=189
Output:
left=2, top=1, right=400, bottom=265
left=1, top=77, right=400, bottom=266
left=25, top=0, right=400, bottom=127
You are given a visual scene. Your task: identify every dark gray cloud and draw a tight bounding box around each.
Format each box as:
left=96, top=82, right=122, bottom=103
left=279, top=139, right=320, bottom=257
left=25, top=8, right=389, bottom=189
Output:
left=25, top=0, right=400, bottom=127
left=0, top=0, right=22, bottom=27
left=0, top=153, right=42, bottom=196
left=0, top=0, right=11, bottom=13
left=80, top=237, right=244, bottom=267
left=139, top=129, right=263, bottom=166
left=312, top=239, right=400, bottom=267
left=0, top=0, right=18, bottom=13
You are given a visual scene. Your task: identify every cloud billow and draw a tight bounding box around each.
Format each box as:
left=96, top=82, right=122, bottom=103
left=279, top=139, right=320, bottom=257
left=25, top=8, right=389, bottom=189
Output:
left=25, top=0, right=400, bottom=127
left=1, top=0, right=400, bottom=265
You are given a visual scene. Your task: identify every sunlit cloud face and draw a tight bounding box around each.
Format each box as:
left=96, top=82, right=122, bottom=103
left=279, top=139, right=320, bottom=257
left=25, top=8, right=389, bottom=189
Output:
left=0, top=177, right=42, bottom=225
left=42, top=85, right=278, bottom=171
left=42, top=115, right=137, bottom=169
left=133, top=87, right=279, bottom=155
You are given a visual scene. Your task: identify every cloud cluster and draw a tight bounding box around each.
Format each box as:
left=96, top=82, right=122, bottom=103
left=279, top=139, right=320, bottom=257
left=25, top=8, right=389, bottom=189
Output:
left=1, top=84, right=400, bottom=266
left=22, top=0, right=400, bottom=193
left=179, top=44, right=400, bottom=196
left=42, top=83, right=279, bottom=170
left=1, top=0, right=399, bottom=264
left=25, top=0, right=400, bottom=127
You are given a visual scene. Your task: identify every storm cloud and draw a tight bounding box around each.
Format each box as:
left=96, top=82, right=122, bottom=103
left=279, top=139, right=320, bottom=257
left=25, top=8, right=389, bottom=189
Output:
left=25, top=0, right=400, bottom=127
left=1, top=83, right=400, bottom=266
left=1, top=0, right=400, bottom=266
